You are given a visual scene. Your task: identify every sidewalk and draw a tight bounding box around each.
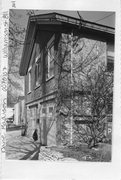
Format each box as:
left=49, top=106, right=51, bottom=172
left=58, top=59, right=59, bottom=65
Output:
left=6, top=130, right=40, bottom=160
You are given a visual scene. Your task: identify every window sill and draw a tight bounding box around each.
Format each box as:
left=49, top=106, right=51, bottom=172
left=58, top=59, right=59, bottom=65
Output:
left=34, top=84, right=41, bottom=90
left=46, top=75, right=54, bottom=82
left=27, top=91, right=31, bottom=95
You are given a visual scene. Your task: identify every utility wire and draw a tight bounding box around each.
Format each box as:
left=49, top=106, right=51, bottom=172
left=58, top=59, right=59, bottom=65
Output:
left=94, top=12, right=115, bottom=23
left=77, top=11, right=114, bottom=24
left=77, top=11, right=115, bottom=28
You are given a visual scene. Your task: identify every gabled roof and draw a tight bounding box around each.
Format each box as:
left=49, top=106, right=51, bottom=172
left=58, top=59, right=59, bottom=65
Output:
left=30, top=12, right=114, bottom=33
left=19, top=12, right=115, bottom=76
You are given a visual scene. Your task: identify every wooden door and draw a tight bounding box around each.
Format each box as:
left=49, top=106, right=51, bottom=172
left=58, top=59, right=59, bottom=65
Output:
left=40, top=106, right=47, bottom=145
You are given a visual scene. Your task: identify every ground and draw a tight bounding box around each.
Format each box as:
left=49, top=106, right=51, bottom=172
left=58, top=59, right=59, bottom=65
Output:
left=6, top=130, right=40, bottom=160
left=6, top=130, right=111, bottom=161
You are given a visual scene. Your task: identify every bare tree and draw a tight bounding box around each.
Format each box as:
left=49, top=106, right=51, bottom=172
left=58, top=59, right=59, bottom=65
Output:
left=73, top=64, right=113, bottom=148
left=8, top=10, right=26, bottom=106
left=8, top=10, right=39, bottom=106
left=54, top=33, right=113, bottom=148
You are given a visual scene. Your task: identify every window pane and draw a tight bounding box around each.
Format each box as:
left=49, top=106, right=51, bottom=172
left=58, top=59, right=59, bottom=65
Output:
left=107, top=61, right=114, bottom=72
left=49, top=107, right=53, bottom=113
left=35, top=58, right=42, bottom=86
left=107, top=56, right=114, bottom=72
left=28, top=70, right=31, bottom=92
left=45, top=55, right=48, bottom=79
left=42, top=108, right=46, bottom=114
left=50, top=60, right=54, bottom=77
left=46, top=40, right=54, bottom=80
left=35, top=63, right=39, bottom=86
left=38, top=62, right=41, bottom=84
left=35, top=65, right=37, bottom=83
left=50, top=46, right=54, bottom=61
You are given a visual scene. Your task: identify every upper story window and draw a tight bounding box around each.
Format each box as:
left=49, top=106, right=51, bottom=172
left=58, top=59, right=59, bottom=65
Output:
left=42, top=108, right=46, bottom=114
left=107, top=51, right=114, bottom=72
left=46, top=35, right=55, bottom=80
left=35, top=54, right=41, bottom=87
left=107, top=56, right=114, bottom=72
left=28, top=66, right=32, bottom=93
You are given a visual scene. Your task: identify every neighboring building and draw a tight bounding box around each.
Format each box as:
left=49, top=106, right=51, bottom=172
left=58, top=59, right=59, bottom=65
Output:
left=19, top=13, right=114, bottom=146
left=6, top=107, right=14, bottom=124
left=14, top=96, right=25, bottom=125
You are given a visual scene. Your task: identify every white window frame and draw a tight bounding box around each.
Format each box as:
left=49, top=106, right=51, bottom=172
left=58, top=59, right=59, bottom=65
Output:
left=46, top=35, right=55, bottom=80
left=28, top=66, right=32, bottom=93
left=35, top=54, right=41, bottom=87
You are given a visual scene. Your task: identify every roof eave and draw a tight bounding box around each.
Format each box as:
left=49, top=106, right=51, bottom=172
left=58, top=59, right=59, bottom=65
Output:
left=19, top=13, right=115, bottom=76
left=19, top=18, right=36, bottom=76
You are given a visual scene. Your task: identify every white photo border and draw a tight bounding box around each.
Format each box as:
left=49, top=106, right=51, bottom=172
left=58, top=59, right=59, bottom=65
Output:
left=1, top=0, right=121, bottom=180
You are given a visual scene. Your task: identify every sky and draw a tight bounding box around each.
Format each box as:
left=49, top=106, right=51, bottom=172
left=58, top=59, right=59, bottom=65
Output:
left=12, top=9, right=115, bottom=29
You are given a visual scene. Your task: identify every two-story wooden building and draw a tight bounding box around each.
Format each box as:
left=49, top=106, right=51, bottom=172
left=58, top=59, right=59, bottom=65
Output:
left=19, top=12, right=114, bottom=146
